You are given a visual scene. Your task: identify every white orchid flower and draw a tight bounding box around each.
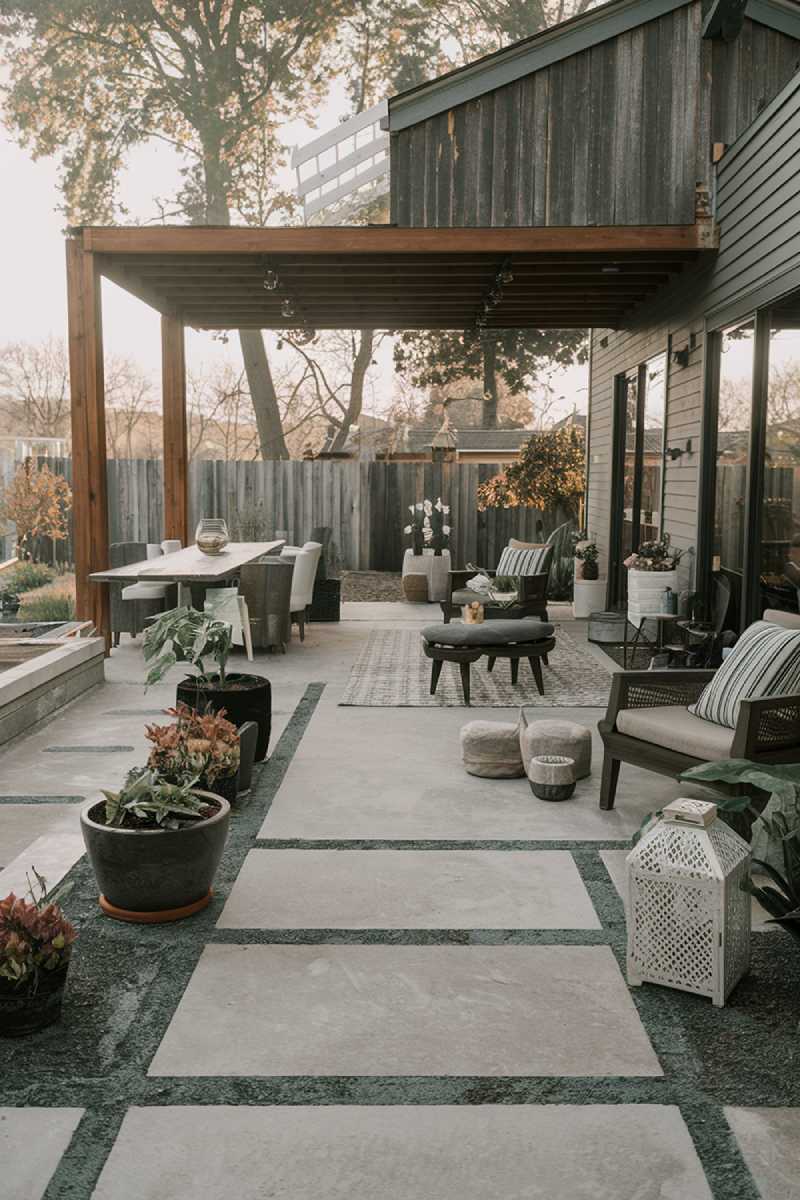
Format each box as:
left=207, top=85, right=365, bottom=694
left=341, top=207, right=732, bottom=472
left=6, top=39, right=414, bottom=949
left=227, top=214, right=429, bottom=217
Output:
left=423, top=515, right=431, bottom=526
left=423, top=499, right=433, bottom=515
left=423, top=525, right=433, bottom=542
left=404, top=525, right=413, bottom=534
left=434, top=498, right=443, bottom=512
left=442, top=524, right=451, bottom=535
left=443, top=505, right=450, bottom=514
left=416, top=502, right=424, bottom=511
left=408, top=504, right=415, bottom=514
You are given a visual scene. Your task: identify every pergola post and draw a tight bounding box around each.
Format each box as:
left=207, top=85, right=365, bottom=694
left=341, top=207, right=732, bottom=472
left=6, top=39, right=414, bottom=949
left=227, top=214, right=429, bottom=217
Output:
left=66, top=238, right=110, bottom=644
left=161, top=314, right=189, bottom=545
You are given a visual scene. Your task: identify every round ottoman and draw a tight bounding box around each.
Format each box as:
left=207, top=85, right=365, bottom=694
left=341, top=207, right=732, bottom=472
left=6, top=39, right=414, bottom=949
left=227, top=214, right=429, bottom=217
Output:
left=461, top=720, right=525, bottom=779
left=519, top=710, right=592, bottom=779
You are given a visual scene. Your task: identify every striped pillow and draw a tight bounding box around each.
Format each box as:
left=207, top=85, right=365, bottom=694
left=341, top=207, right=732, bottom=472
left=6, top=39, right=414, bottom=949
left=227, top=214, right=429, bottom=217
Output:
left=689, top=620, right=800, bottom=729
left=496, top=544, right=549, bottom=577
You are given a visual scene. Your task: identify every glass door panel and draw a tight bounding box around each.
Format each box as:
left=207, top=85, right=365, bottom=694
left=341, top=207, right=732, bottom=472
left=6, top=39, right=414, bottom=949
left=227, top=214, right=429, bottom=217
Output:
left=712, top=322, right=754, bottom=627
left=760, top=320, right=800, bottom=614
left=639, top=354, right=666, bottom=542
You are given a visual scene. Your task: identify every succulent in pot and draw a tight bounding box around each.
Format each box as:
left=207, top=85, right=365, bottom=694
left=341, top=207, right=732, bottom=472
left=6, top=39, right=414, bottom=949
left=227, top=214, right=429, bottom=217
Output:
left=0, top=870, right=77, bottom=1037
left=145, top=703, right=241, bottom=804
left=143, top=605, right=271, bottom=760
left=80, top=768, right=230, bottom=922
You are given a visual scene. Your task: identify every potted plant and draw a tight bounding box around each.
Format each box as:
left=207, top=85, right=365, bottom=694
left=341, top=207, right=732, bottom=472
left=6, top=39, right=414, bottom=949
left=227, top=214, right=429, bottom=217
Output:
left=143, top=605, right=271, bottom=760
left=403, top=497, right=451, bottom=557
left=488, top=574, right=519, bottom=605
left=0, top=871, right=77, bottom=1037
left=573, top=537, right=599, bottom=581
left=81, top=769, right=230, bottom=922
left=145, top=704, right=242, bottom=804
left=743, top=811, right=800, bottom=942
left=624, top=534, right=684, bottom=623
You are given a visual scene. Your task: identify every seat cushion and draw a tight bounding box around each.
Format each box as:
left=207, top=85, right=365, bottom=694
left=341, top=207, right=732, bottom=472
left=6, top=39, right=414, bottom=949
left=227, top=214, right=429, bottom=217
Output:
left=616, top=705, right=734, bottom=760
left=422, top=619, right=554, bottom=647
left=689, top=619, right=800, bottom=728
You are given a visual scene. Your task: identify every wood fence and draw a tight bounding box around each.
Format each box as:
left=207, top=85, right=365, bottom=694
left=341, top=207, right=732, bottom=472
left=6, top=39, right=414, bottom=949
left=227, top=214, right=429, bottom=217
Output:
left=36, top=459, right=576, bottom=571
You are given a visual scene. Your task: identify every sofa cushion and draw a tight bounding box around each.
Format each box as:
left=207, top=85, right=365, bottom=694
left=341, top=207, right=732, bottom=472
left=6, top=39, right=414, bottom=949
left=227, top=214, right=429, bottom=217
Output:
left=689, top=619, right=800, bottom=728
left=496, top=544, right=551, bottom=577
left=616, top=705, right=735, bottom=760
left=422, top=619, right=554, bottom=647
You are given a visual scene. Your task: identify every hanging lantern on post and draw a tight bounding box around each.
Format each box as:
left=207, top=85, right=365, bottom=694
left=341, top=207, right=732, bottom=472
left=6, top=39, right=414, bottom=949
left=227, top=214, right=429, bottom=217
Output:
left=625, top=798, right=751, bottom=1007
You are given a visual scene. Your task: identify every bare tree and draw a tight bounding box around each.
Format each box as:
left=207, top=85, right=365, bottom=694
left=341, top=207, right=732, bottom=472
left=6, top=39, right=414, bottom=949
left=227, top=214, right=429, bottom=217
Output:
left=105, top=358, right=157, bottom=458
left=0, top=337, right=70, bottom=438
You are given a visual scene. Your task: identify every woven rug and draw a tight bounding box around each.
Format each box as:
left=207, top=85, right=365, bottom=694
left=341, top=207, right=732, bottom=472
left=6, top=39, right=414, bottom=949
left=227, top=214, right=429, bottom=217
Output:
left=339, top=626, right=614, bottom=707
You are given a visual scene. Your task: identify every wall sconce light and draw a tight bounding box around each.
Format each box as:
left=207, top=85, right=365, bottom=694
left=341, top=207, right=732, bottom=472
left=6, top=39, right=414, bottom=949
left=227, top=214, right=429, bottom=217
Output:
left=666, top=438, right=693, bottom=460
left=672, top=346, right=690, bottom=368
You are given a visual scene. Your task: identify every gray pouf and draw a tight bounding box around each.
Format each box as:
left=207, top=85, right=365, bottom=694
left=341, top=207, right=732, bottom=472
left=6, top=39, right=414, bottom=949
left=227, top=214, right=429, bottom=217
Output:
left=519, top=710, right=592, bottom=779
left=461, top=720, right=525, bottom=779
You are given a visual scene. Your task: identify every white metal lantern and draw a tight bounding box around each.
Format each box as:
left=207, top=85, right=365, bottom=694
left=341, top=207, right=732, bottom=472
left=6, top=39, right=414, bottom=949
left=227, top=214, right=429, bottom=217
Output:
left=625, top=798, right=751, bottom=1007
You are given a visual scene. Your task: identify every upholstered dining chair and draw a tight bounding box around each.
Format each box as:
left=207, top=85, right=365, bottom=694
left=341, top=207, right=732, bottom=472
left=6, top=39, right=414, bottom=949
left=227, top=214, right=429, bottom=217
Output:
left=238, top=558, right=293, bottom=653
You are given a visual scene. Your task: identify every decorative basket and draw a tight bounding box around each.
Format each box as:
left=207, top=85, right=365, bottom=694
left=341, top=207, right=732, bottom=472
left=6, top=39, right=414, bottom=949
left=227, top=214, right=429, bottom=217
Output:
left=528, top=754, right=576, bottom=801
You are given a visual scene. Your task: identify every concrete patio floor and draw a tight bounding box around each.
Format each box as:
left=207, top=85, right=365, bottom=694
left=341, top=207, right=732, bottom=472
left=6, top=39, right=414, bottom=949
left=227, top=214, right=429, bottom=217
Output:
left=0, top=601, right=797, bottom=1199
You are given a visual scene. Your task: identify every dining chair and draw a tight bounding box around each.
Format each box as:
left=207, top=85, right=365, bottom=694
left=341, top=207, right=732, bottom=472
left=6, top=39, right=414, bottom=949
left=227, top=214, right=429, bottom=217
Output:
left=238, top=559, right=292, bottom=653
left=203, top=587, right=254, bottom=661
left=111, top=542, right=173, bottom=645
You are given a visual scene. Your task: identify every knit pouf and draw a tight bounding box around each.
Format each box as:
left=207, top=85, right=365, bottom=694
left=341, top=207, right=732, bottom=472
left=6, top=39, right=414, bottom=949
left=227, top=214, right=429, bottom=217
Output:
left=519, top=710, right=592, bottom=779
left=461, top=720, right=525, bottom=779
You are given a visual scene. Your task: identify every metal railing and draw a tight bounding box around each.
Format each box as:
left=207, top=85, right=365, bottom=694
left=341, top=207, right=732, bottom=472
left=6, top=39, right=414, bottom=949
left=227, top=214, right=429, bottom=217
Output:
left=291, top=100, right=389, bottom=222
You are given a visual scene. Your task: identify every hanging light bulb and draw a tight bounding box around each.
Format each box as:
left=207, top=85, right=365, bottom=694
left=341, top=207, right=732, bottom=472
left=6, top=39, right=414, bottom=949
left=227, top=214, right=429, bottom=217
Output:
left=281, top=297, right=296, bottom=319
left=263, top=268, right=280, bottom=290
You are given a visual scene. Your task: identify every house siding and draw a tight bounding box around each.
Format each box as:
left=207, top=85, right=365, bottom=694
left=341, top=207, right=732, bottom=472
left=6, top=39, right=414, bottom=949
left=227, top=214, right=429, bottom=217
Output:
left=587, top=68, right=800, bottom=592
left=390, top=6, right=799, bottom=228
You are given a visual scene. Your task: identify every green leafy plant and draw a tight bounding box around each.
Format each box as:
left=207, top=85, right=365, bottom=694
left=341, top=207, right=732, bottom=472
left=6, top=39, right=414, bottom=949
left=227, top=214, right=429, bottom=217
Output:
left=624, top=533, right=684, bottom=572
left=491, top=575, right=518, bottom=593
left=145, top=704, right=240, bottom=789
left=0, top=869, right=77, bottom=992
left=476, top=426, right=585, bottom=513
left=100, top=768, right=214, bottom=831
left=744, top=812, right=800, bottom=940
left=6, top=562, right=54, bottom=593
left=679, top=759, right=800, bottom=842
left=0, top=587, right=20, bottom=612
left=143, top=606, right=233, bottom=689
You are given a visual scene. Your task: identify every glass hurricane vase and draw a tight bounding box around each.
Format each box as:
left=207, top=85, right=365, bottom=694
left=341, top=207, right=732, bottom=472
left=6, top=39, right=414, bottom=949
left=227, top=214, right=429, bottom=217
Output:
left=195, top=518, right=229, bottom=556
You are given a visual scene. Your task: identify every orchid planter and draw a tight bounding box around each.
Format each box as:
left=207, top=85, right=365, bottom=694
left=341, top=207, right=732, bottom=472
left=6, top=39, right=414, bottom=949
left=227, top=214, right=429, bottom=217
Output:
left=627, top=568, right=679, bottom=624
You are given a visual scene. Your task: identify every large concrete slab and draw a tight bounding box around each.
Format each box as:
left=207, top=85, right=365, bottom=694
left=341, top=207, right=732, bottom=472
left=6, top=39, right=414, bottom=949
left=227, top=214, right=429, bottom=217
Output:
left=149, top=944, right=661, bottom=1077
left=261, top=693, right=695, bottom=841
left=92, top=1104, right=712, bottom=1200
left=725, top=1107, right=800, bottom=1200
left=600, top=849, right=778, bottom=933
left=0, top=805, right=79, bottom=871
left=218, top=848, right=601, bottom=929
left=0, top=1107, right=83, bottom=1200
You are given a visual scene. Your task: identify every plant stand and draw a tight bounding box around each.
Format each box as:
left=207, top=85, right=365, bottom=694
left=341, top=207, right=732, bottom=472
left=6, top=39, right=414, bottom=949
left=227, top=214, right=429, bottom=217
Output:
left=572, top=578, right=606, bottom=618
left=401, top=549, right=451, bottom=602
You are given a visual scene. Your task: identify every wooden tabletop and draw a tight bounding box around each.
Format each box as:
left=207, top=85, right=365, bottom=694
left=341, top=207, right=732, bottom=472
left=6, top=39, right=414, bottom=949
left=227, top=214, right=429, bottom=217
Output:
left=89, top=541, right=285, bottom=584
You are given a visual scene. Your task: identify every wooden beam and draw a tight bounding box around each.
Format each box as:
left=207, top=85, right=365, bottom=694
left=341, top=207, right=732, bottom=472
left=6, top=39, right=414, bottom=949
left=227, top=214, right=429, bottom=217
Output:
left=65, top=239, right=110, bottom=645
left=81, top=223, right=717, bottom=255
left=161, top=315, right=188, bottom=545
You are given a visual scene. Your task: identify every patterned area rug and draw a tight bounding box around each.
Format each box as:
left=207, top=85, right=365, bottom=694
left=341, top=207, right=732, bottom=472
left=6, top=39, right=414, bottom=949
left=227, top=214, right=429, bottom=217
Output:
left=339, top=626, right=614, bottom=707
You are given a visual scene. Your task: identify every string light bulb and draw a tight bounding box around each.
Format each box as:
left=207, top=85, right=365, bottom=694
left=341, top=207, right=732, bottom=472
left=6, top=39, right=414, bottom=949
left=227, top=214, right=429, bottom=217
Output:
left=263, top=268, right=280, bottom=290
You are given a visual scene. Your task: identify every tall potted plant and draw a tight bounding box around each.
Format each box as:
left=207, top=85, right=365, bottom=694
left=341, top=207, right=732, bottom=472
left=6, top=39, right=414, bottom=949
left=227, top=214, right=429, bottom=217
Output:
left=0, top=872, right=77, bottom=1037
left=80, top=769, right=230, bottom=922
left=143, top=606, right=271, bottom=759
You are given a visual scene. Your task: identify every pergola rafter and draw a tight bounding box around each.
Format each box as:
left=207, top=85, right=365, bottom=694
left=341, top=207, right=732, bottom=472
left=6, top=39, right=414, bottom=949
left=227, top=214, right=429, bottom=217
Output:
left=66, top=222, right=716, bottom=643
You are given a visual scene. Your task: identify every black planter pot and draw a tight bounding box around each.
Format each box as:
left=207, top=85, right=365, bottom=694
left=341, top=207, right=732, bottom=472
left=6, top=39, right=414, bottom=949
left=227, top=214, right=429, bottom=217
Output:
left=176, top=673, right=271, bottom=761
left=0, top=966, right=68, bottom=1037
left=80, top=792, right=230, bottom=920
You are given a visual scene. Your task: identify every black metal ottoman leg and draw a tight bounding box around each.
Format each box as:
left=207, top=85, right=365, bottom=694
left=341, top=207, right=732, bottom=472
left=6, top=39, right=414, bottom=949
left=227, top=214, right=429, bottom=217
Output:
left=600, top=754, right=621, bottom=810
left=430, top=658, right=443, bottom=695
left=510, top=657, right=519, bottom=685
left=529, top=655, right=544, bottom=695
left=459, top=660, right=471, bottom=706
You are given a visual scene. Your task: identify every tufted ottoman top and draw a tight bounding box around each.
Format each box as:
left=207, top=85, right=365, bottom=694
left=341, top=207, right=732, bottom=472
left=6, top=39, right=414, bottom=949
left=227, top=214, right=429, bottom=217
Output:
left=422, top=619, right=554, bottom=647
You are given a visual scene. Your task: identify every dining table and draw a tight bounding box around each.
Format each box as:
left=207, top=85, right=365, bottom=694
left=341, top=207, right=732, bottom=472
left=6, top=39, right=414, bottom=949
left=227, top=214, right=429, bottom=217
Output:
left=89, top=540, right=285, bottom=638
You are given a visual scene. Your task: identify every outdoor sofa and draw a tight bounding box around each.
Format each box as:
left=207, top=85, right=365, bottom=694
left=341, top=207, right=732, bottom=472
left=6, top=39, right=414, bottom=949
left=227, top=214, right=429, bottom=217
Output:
left=598, top=609, right=800, bottom=809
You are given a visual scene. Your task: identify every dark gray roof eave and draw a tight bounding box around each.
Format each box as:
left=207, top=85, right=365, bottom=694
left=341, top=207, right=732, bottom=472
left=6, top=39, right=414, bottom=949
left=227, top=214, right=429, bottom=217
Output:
left=387, top=0, right=800, bottom=132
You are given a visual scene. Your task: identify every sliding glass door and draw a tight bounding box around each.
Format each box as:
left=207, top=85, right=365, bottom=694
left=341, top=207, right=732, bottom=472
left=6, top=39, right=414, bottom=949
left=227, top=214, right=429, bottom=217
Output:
left=711, top=322, right=754, bottom=629
left=760, top=317, right=800, bottom=614
left=610, top=352, right=666, bottom=606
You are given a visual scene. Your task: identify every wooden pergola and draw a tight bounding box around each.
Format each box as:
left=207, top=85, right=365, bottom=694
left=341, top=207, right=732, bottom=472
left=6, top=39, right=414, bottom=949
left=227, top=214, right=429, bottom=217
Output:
left=66, top=222, right=715, bottom=643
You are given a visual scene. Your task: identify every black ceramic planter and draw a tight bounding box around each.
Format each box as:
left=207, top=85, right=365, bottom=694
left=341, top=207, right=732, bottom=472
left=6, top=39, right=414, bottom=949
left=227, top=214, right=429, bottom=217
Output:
left=176, top=674, right=271, bottom=761
left=80, top=792, right=230, bottom=920
left=529, top=779, right=576, bottom=802
left=0, top=966, right=68, bottom=1037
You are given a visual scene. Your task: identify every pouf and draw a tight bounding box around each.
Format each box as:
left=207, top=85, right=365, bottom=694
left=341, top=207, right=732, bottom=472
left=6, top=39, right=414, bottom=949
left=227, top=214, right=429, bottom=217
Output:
left=461, top=720, right=525, bottom=779
left=403, top=572, right=429, bottom=602
left=519, top=710, right=592, bottom=779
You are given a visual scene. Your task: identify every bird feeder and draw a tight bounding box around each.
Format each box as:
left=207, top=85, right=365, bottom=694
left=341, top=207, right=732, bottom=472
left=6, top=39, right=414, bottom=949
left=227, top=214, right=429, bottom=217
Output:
left=625, top=797, right=751, bottom=1007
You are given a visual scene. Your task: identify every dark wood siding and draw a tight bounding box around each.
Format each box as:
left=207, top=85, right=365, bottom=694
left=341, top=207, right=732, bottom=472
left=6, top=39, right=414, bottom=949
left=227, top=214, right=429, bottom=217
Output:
left=391, top=5, right=800, bottom=228
left=587, top=69, right=800, bottom=583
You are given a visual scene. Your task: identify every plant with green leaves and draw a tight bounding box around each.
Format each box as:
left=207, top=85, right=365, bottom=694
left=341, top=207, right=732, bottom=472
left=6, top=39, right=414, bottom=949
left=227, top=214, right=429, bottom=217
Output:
left=143, top=606, right=233, bottom=690
left=491, top=575, right=518, bottom=594
left=0, top=868, right=77, bottom=992
left=744, top=811, right=800, bottom=940
left=101, top=768, right=212, bottom=832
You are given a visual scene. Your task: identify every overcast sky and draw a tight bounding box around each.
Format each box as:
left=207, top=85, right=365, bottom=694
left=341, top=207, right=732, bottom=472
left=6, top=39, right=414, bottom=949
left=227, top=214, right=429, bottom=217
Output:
left=0, top=81, right=587, bottom=425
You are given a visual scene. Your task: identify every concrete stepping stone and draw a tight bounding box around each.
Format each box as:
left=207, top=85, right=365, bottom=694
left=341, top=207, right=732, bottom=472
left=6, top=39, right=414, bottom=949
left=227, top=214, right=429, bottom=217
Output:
left=149, top=944, right=661, bottom=1078
left=0, top=1107, right=83, bottom=1199
left=725, top=1107, right=800, bottom=1200
left=0, top=804, right=79, bottom=873
left=218, top=849, right=601, bottom=930
left=92, top=1104, right=712, bottom=1199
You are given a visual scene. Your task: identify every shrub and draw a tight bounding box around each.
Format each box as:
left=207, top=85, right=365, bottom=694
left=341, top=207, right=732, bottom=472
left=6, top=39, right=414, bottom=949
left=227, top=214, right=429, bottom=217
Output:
left=17, top=593, right=75, bottom=622
left=100, top=768, right=217, bottom=831
left=7, top=562, right=54, bottom=593
left=145, top=704, right=239, bottom=788
left=0, top=459, right=72, bottom=562
left=143, top=606, right=233, bottom=688
left=477, top=427, right=585, bottom=513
